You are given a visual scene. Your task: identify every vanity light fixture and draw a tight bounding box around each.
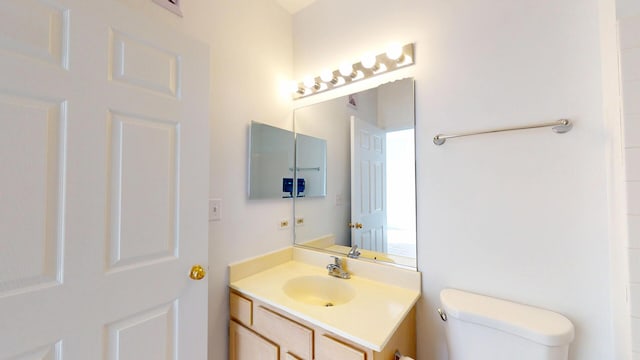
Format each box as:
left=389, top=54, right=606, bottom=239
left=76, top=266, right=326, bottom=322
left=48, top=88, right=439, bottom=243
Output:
left=293, top=42, right=415, bottom=99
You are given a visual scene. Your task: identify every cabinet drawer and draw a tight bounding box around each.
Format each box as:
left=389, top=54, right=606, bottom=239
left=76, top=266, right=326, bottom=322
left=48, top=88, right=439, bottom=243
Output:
left=229, top=320, right=279, bottom=360
left=230, top=292, right=253, bottom=326
left=253, top=305, right=313, bottom=359
left=316, top=335, right=366, bottom=360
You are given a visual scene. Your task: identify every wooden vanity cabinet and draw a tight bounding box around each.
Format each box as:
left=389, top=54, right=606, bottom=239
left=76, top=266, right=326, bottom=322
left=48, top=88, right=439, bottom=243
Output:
left=229, top=290, right=416, bottom=360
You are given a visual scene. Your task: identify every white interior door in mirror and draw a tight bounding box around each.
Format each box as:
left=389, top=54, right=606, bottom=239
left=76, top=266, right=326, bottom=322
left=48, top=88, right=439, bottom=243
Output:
left=350, top=116, right=387, bottom=253
left=0, top=1, right=209, bottom=359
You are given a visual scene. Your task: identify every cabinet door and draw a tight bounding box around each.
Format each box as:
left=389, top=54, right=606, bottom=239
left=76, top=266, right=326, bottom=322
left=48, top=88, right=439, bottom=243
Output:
left=229, top=320, right=279, bottom=360
left=317, top=335, right=367, bottom=360
left=254, top=305, right=313, bottom=359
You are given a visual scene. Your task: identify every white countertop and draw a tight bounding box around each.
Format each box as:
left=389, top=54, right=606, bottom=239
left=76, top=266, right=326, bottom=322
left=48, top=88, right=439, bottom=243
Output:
left=230, top=259, right=420, bottom=351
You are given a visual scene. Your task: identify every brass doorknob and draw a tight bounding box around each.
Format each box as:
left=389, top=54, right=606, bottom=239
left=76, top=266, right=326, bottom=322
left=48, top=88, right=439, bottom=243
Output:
left=348, top=222, right=363, bottom=229
left=348, top=222, right=355, bottom=228
left=189, top=265, right=206, bottom=280
left=355, top=223, right=363, bottom=229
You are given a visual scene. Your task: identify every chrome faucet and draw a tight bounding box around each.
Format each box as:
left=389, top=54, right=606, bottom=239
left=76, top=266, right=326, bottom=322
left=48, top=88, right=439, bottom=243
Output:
left=347, top=244, right=361, bottom=259
left=326, top=256, right=351, bottom=279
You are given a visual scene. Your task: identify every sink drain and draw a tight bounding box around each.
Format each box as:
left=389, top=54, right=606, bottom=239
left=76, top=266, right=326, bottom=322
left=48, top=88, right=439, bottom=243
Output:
left=324, top=302, right=334, bottom=307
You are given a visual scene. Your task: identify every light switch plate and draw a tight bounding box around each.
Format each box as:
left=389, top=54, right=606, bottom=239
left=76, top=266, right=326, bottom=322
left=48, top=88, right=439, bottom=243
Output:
left=209, top=198, right=221, bottom=221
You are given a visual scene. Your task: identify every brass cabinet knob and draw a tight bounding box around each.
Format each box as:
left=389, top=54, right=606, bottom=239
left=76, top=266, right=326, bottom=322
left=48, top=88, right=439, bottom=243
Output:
left=189, top=265, right=206, bottom=280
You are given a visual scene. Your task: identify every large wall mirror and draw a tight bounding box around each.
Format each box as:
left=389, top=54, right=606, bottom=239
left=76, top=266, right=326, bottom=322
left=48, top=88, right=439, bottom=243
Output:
left=293, top=78, right=416, bottom=268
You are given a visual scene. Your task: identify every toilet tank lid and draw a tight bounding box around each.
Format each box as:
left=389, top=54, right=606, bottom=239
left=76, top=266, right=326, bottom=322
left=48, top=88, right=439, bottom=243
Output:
left=440, top=288, right=575, bottom=346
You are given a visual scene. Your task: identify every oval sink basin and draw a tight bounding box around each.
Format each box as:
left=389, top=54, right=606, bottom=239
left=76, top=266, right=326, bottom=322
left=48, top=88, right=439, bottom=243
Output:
left=283, top=275, right=356, bottom=307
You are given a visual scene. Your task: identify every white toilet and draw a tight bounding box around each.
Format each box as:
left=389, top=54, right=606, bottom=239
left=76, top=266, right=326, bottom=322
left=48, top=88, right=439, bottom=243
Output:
left=439, top=288, right=575, bottom=360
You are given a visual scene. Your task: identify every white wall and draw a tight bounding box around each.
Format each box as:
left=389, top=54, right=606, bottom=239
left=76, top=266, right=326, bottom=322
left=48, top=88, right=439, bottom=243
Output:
left=378, top=79, right=414, bottom=131
left=293, top=1, right=615, bottom=359
left=114, top=1, right=295, bottom=359
left=202, top=2, right=293, bottom=359
left=618, top=0, right=640, bottom=18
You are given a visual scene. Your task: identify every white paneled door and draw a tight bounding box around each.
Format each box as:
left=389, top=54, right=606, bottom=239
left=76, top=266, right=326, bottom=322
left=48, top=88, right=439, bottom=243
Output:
left=350, top=116, right=387, bottom=253
left=0, top=1, right=209, bottom=359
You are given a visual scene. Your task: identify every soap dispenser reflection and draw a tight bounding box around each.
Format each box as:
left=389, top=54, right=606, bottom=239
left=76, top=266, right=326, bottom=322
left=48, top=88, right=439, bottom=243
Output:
left=296, top=178, right=305, bottom=197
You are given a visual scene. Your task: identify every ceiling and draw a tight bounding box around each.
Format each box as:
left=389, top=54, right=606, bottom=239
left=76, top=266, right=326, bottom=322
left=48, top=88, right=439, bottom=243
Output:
left=275, top=0, right=318, bottom=14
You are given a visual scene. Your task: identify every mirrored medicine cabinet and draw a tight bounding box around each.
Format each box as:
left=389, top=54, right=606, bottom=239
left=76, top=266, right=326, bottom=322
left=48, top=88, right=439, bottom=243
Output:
left=248, top=121, right=327, bottom=199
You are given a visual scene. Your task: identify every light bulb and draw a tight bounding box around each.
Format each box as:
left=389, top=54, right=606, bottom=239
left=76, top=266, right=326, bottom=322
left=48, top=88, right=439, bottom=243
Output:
left=360, top=53, right=377, bottom=69
left=320, top=69, right=335, bottom=83
left=303, top=76, right=316, bottom=89
left=339, top=63, right=354, bottom=77
left=288, top=80, right=300, bottom=93
left=386, top=44, right=404, bottom=61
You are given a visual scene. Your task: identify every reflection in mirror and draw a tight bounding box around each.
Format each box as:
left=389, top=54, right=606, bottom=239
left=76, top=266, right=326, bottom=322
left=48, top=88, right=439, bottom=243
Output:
left=295, top=134, right=327, bottom=198
left=248, top=121, right=295, bottom=199
left=293, top=78, right=416, bottom=268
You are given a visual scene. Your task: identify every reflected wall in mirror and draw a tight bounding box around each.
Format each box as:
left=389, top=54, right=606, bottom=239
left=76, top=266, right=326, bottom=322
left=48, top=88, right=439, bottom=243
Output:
left=248, top=121, right=295, bottom=199
left=295, top=134, right=327, bottom=198
left=293, top=78, right=416, bottom=268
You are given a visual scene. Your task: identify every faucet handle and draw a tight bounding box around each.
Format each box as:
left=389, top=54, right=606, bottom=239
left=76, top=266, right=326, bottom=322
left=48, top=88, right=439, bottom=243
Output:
left=330, top=256, right=341, bottom=266
left=348, top=245, right=360, bottom=258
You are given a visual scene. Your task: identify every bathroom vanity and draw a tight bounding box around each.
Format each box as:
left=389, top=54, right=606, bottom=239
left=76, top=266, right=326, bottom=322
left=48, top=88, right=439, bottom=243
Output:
left=229, top=291, right=415, bottom=360
left=228, top=247, right=420, bottom=360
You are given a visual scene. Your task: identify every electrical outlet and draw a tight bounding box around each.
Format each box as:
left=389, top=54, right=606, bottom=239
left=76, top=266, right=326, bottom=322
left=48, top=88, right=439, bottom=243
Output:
left=279, top=219, right=290, bottom=229
left=209, top=199, right=221, bottom=221
left=295, top=217, right=304, bottom=226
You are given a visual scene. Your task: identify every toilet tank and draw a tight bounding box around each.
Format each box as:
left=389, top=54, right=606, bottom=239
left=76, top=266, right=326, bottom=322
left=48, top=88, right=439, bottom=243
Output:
left=439, top=289, right=575, bottom=360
